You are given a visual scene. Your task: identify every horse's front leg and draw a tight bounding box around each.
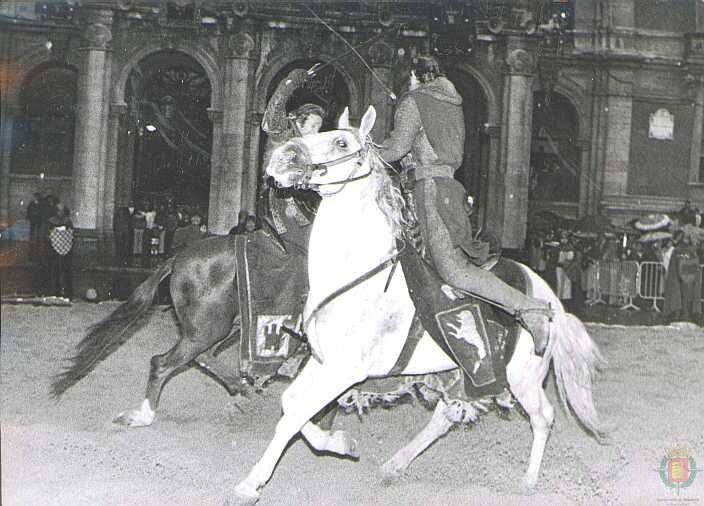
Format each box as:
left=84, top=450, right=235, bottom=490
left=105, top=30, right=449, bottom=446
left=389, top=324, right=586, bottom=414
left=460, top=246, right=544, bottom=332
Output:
left=300, top=416, right=359, bottom=458
left=233, top=359, right=364, bottom=504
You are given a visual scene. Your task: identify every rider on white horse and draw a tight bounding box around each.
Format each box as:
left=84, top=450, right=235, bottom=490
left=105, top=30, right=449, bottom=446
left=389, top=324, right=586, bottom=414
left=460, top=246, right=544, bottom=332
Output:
left=378, top=55, right=553, bottom=354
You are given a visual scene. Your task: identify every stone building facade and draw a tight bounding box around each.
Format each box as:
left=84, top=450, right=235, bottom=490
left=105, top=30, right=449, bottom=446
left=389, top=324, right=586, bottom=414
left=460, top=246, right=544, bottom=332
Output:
left=1, top=0, right=702, bottom=250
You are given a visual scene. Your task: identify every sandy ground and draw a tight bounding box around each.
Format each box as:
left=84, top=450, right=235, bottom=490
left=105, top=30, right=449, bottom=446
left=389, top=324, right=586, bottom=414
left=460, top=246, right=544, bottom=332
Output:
left=2, top=301, right=704, bottom=506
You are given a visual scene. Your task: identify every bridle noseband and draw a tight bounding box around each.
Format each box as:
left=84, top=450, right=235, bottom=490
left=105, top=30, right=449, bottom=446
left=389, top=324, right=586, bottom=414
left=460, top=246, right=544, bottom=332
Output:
left=280, top=137, right=372, bottom=191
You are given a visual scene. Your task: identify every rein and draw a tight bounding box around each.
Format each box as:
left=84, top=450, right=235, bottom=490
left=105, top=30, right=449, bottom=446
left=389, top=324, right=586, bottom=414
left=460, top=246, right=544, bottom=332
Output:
left=303, top=238, right=406, bottom=334
left=292, top=146, right=372, bottom=191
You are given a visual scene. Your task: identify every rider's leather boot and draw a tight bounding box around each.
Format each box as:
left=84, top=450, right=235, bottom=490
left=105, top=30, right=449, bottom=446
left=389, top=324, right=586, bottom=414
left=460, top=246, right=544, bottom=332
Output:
left=517, top=303, right=553, bottom=355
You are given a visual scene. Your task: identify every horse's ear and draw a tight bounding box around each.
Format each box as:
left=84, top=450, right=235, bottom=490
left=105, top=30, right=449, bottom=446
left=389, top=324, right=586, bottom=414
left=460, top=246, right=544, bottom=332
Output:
left=338, top=107, right=350, bottom=129
left=359, top=106, right=376, bottom=142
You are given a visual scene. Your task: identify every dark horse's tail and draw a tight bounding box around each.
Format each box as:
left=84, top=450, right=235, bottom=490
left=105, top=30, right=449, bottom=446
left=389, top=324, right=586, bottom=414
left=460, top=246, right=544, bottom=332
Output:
left=51, top=257, right=175, bottom=398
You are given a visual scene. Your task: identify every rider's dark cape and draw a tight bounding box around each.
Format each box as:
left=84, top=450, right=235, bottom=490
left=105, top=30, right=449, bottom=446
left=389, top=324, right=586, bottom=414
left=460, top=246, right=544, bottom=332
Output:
left=398, top=245, right=520, bottom=399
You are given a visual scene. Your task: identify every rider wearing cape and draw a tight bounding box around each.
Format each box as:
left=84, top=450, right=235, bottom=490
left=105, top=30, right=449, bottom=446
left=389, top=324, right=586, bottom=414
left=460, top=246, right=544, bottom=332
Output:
left=377, top=56, right=553, bottom=355
left=233, top=69, right=327, bottom=378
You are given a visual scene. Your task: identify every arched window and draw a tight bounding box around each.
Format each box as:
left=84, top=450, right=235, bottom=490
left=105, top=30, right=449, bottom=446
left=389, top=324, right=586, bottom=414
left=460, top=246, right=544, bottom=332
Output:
left=12, top=65, right=77, bottom=176
left=530, top=92, right=580, bottom=203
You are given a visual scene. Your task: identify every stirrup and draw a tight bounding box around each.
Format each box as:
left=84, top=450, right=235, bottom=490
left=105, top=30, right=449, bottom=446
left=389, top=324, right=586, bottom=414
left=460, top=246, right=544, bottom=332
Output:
left=479, top=253, right=500, bottom=271
left=516, top=303, right=554, bottom=322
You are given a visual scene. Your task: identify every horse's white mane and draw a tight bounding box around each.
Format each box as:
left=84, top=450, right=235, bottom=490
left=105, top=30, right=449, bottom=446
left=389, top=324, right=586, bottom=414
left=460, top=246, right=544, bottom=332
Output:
left=362, top=137, right=408, bottom=240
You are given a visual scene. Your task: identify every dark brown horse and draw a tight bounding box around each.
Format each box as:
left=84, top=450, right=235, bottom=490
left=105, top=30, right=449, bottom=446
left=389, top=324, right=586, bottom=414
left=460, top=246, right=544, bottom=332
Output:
left=51, top=234, right=256, bottom=426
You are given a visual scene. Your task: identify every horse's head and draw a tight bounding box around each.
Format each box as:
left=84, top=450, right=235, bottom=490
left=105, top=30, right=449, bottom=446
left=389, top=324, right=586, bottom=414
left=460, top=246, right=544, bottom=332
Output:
left=266, top=106, right=377, bottom=193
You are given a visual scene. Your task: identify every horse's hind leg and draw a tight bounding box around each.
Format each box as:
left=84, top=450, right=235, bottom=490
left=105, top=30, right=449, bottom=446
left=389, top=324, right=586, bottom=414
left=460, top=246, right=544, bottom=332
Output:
left=113, top=334, right=213, bottom=427
left=508, top=331, right=554, bottom=489
left=114, top=296, right=236, bottom=427
left=380, top=399, right=454, bottom=481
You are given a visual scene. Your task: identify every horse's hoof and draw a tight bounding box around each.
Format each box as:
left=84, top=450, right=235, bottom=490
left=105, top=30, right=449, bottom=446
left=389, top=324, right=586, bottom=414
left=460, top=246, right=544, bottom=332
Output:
left=113, top=400, right=155, bottom=427
left=520, top=474, right=538, bottom=493
left=233, top=482, right=260, bottom=505
left=380, top=461, right=404, bottom=485
left=328, top=431, right=360, bottom=459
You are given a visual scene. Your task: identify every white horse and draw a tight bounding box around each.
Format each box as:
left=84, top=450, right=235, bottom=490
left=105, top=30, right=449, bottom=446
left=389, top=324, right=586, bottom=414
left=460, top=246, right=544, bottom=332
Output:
left=233, top=106, right=604, bottom=503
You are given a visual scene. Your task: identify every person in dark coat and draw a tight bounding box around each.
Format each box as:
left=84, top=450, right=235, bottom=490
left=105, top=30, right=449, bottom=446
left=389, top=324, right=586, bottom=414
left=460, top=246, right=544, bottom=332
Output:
left=27, top=192, right=42, bottom=242
left=664, top=231, right=702, bottom=322
left=113, top=205, right=132, bottom=266
left=378, top=55, right=552, bottom=354
left=47, top=201, right=74, bottom=298
left=164, top=203, right=180, bottom=256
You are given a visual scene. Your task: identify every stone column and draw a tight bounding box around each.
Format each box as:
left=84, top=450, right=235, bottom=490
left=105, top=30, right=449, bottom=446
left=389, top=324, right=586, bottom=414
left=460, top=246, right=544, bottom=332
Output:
left=211, top=31, right=256, bottom=235
left=71, top=8, right=113, bottom=232
left=206, top=108, right=224, bottom=228
left=367, top=41, right=395, bottom=141
left=577, top=138, right=592, bottom=217
left=102, top=102, right=127, bottom=232
left=0, top=103, right=19, bottom=228
left=482, top=125, right=503, bottom=236
left=587, top=69, right=608, bottom=214
left=601, top=68, right=633, bottom=197
left=243, top=112, right=262, bottom=215
left=688, top=75, right=704, bottom=184
left=496, top=40, right=537, bottom=249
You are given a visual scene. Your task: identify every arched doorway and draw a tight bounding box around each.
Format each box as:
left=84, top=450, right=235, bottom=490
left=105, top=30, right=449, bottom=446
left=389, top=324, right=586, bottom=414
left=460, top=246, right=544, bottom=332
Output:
left=446, top=68, right=490, bottom=227
left=11, top=64, right=77, bottom=192
left=256, top=59, right=351, bottom=204
left=122, top=50, right=212, bottom=217
left=529, top=92, right=581, bottom=220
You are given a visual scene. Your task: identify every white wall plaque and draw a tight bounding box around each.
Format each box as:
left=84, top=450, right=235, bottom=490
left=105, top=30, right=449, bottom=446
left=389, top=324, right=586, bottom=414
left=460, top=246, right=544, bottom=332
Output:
left=649, top=108, right=674, bottom=140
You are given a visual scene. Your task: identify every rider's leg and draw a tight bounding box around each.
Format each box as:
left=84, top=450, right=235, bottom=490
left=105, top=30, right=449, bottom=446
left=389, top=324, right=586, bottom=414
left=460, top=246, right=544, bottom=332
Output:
left=418, top=179, right=551, bottom=353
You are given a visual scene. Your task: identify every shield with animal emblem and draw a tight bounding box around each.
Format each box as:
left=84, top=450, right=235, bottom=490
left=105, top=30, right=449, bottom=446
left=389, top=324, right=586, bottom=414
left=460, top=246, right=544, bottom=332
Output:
left=435, top=303, right=496, bottom=387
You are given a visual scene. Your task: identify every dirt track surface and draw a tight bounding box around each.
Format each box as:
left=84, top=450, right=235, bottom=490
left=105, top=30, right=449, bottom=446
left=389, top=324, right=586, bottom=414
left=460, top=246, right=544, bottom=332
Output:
left=2, top=302, right=704, bottom=505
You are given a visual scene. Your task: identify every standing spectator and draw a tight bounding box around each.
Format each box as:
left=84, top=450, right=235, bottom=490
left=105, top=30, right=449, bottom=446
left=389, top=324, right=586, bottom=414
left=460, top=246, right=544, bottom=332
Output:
left=47, top=201, right=74, bottom=298
left=113, top=204, right=132, bottom=266
left=172, top=213, right=206, bottom=253
left=664, top=231, right=702, bottom=322
left=155, top=202, right=168, bottom=256
left=679, top=200, right=696, bottom=226
left=555, top=232, right=575, bottom=305
left=164, top=203, right=180, bottom=256
left=660, top=239, right=675, bottom=274
left=26, top=192, right=42, bottom=242
left=131, top=203, right=147, bottom=256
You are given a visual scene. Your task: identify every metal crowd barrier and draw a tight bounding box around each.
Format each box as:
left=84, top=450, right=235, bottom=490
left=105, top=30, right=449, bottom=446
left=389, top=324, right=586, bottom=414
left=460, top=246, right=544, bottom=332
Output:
left=583, top=260, right=673, bottom=312
left=638, top=261, right=665, bottom=312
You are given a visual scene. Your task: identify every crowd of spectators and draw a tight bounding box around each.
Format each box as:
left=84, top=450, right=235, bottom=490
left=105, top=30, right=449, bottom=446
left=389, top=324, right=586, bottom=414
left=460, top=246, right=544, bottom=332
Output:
left=525, top=200, right=704, bottom=324
left=112, top=197, right=208, bottom=266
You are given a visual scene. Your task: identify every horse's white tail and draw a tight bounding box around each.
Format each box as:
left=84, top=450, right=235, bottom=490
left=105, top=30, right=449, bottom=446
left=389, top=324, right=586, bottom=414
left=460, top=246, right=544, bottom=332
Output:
left=545, top=310, right=606, bottom=441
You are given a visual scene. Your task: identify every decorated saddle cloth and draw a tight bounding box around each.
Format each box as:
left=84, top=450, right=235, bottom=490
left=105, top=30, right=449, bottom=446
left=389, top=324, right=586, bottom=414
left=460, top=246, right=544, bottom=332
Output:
left=234, top=230, right=308, bottom=378
left=397, top=245, right=521, bottom=399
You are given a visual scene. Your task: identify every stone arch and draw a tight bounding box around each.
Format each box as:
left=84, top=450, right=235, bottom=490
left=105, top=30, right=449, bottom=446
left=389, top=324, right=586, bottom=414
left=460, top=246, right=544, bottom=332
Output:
left=113, top=43, right=222, bottom=110
left=5, top=52, right=77, bottom=106
left=447, top=62, right=500, bottom=127
left=255, top=52, right=361, bottom=120
left=553, top=81, right=588, bottom=142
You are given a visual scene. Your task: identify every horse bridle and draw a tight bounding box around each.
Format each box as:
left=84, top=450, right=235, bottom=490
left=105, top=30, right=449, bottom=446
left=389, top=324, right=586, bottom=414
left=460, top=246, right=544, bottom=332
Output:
left=285, top=137, right=372, bottom=191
